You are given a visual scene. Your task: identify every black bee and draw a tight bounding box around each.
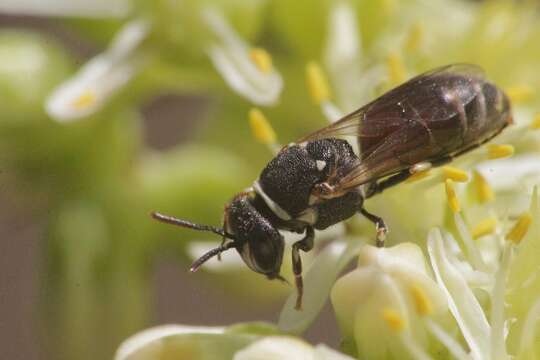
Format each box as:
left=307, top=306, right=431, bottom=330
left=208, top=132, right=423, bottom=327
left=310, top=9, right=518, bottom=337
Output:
left=152, top=64, right=512, bottom=309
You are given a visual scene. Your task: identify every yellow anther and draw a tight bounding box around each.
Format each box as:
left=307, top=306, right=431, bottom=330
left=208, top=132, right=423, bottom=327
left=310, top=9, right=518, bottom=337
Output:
left=306, top=61, right=331, bottom=104
left=506, top=212, right=532, bottom=244
left=445, top=179, right=460, bottom=213
left=406, top=170, right=431, bottom=183
left=472, top=217, right=497, bottom=240
left=486, top=144, right=514, bottom=159
left=531, top=114, right=540, bottom=130
left=71, top=90, right=96, bottom=109
left=472, top=171, right=494, bottom=203
left=410, top=285, right=433, bottom=316
left=506, top=85, right=533, bottom=104
left=442, top=166, right=469, bottom=183
left=249, top=108, right=277, bottom=145
left=386, top=53, right=406, bottom=85
left=249, top=47, right=273, bottom=74
left=382, top=308, right=406, bottom=332
left=405, top=23, right=423, bottom=53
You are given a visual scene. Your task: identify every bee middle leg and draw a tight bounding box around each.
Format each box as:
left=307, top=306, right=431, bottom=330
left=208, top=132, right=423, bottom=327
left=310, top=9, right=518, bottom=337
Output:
left=359, top=207, right=388, bottom=248
left=291, top=226, right=315, bottom=310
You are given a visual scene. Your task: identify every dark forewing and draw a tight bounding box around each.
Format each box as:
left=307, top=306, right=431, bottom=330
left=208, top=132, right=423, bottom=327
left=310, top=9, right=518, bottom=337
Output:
left=299, top=64, right=484, bottom=144
left=299, top=64, right=486, bottom=191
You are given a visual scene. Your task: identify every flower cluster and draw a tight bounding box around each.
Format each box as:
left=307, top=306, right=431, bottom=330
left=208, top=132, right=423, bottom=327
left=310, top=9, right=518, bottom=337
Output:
left=2, top=0, right=540, bottom=359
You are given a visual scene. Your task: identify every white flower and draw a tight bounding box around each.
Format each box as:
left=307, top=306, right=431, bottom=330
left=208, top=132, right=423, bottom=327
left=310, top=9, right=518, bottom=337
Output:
left=115, top=324, right=225, bottom=360
left=233, top=336, right=355, bottom=360
left=203, top=8, right=283, bottom=106
left=330, top=242, right=447, bottom=360
left=45, top=19, right=149, bottom=122
left=0, top=0, right=130, bottom=18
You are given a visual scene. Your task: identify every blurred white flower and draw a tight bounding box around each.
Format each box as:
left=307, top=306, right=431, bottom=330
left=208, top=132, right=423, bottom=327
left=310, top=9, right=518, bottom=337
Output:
left=233, top=336, right=355, bottom=360
left=45, top=19, right=149, bottom=122
left=203, top=8, right=283, bottom=106
left=115, top=324, right=225, bottom=360
left=0, top=0, right=130, bottom=18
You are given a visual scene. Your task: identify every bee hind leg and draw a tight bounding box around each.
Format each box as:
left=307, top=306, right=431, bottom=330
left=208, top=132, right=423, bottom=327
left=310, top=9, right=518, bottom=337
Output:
left=291, top=226, right=315, bottom=310
left=359, top=207, right=388, bottom=248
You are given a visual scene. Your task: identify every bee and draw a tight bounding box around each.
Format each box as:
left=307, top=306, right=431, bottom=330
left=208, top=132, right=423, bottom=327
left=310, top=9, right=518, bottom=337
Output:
left=152, top=64, right=513, bottom=310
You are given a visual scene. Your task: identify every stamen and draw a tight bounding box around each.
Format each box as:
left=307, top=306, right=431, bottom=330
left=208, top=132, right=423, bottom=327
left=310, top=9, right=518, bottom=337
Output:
left=472, top=171, right=494, bottom=203
left=306, top=61, right=331, bottom=104
left=381, top=308, right=406, bottom=332
left=506, top=84, right=533, bottom=104
left=506, top=212, right=532, bottom=244
left=249, top=108, right=277, bottom=145
left=71, top=90, right=97, bottom=110
left=471, top=217, right=497, bottom=240
left=410, top=285, right=433, bottom=316
left=442, top=166, right=469, bottom=183
left=249, top=47, right=273, bottom=74
left=486, top=144, right=514, bottom=159
left=386, top=53, right=406, bottom=85
left=445, top=179, right=460, bottom=213
left=405, top=170, right=431, bottom=183
left=531, top=113, right=540, bottom=130
left=404, top=23, right=423, bottom=53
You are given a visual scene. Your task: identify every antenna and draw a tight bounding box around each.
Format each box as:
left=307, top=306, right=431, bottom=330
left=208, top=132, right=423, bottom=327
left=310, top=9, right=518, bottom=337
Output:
left=150, top=212, right=236, bottom=240
left=150, top=211, right=238, bottom=271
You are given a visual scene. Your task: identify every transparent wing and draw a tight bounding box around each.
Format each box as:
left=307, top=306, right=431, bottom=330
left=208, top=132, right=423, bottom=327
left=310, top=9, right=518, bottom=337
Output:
left=299, top=64, right=485, bottom=144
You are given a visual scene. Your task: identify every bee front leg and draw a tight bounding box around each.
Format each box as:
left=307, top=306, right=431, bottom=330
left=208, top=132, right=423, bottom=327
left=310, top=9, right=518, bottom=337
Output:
left=291, top=226, right=315, bottom=310
left=359, top=207, right=388, bottom=248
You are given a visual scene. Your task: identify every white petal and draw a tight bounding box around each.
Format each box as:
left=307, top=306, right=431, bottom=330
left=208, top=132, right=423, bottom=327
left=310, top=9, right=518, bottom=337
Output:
left=45, top=19, right=149, bottom=122
left=454, top=213, right=490, bottom=272
left=424, top=319, right=470, bottom=360
left=490, top=242, right=512, bottom=360
left=115, top=324, right=225, bottom=360
left=428, top=228, right=490, bottom=360
left=314, top=344, right=355, bottom=360
left=518, top=296, right=540, bottom=356
left=477, top=154, right=540, bottom=194
left=233, top=336, right=314, bottom=360
left=278, top=240, right=363, bottom=334
left=0, top=0, right=130, bottom=18
left=203, top=9, right=283, bottom=106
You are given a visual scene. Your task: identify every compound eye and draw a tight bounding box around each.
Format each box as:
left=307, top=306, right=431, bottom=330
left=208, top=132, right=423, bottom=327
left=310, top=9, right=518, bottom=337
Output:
left=239, top=230, right=284, bottom=275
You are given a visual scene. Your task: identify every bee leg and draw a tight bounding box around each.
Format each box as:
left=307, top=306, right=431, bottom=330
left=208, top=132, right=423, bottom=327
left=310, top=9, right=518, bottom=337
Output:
left=365, top=170, right=411, bottom=198
left=291, top=226, right=315, bottom=310
left=359, top=207, right=388, bottom=248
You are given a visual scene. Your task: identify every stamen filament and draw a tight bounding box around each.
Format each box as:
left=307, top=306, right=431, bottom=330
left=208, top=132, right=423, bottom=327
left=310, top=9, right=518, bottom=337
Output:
left=249, top=47, right=273, bottom=74
left=506, top=212, right=533, bottom=244
left=410, top=284, right=433, bottom=316
left=404, top=22, right=424, bottom=53
left=471, top=217, right=497, bottom=240
left=472, top=171, right=495, bottom=204
left=506, top=84, right=533, bottom=104
left=386, top=53, right=406, bottom=85
left=486, top=144, right=514, bottom=159
left=442, top=166, right=469, bottom=182
left=381, top=308, right=406, bottom=332
left=445, top=179, right=460, bottom=213
left=306, top=61, right=331, bottom=104
left=531, top=114, right=540, bottom=130
left=249, top=108, right=280, bottom=154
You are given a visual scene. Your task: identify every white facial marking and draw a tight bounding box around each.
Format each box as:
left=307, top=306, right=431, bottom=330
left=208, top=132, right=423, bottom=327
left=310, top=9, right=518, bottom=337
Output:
left=316, top=160, right=327, bottom=171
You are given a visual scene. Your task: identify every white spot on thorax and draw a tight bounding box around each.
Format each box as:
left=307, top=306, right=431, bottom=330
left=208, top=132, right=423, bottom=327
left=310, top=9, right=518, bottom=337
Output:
left=316, top=160, right=327, bottom=171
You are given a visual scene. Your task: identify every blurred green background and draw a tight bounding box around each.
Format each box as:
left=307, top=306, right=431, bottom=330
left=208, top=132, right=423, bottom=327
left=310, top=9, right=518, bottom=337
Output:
left=1, top=0, right=540, bottom=359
